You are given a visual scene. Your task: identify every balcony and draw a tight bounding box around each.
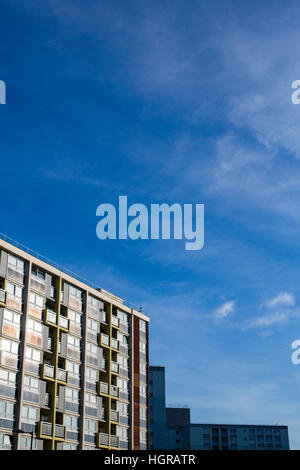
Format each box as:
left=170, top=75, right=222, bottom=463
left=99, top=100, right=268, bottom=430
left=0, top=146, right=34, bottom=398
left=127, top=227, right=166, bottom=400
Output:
left=99, top=381, right=109, bottom=395
left=39, top=421, right=52, bottom=438
left=57, top=368, right=68, bottom=383
left=55, top=424, right=66, bottom=439
left=110, top=435, right=119, bottom=448
left=110, top=410, right=119, bottom=422
left=59, top=315, right=69, bottom=330
left=99, top=432, right=109, bottom=446
left=45, top=309, right=57, bottom=325
left=0, top=288, right=6, bottom=304
left=101, top=333, right=109, bottom=347
left=111, top=316, right=119, bottom=328
left=111, top=338, right=119, bottom=351
left=111, top=361, right=119, bottom=374
left=111, top=385, right=119, bottom=398
left=42, top=363, right=55, bottom=380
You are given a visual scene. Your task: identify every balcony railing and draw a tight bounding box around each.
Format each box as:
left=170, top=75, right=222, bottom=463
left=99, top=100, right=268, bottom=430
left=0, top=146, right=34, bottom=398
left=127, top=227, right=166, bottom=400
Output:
left=46, top=310, right=57, bottom=325
left=101, top=333, right=109, bottom=347
left=0, top=288, right=6, bottom=303
left=111, top=316, right=119, bottom=328
left=40, top=421, right=52, bottom=437
left=100, top=381, right=109, bottom=394
left=57, top=368, right=67, bottom=382
left=111, top=361, right=119, bottom=374
left=111, top=338, right=119, bottom=350
left=110, top=410, right=119, bottom=422
left=110, top=435, right=119, bottom=448
left=99, top=432, right=109, bottom=446
left=111, top=385, right=119, bottom=398
left=43, top=363, right=55, bottom=379
left=59, top=316, right=69, bottom=330
left=55, top=424, right=66, bottom=438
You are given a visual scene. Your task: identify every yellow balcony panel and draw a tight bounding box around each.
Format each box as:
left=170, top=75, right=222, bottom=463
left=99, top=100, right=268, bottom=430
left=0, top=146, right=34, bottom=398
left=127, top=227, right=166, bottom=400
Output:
left=100, top=333, right=110, bottom=348
left=110, top=435, right=119, bottom=448
left=45, top=309, right=58, bottom=327
left=57, top=368, right=68, bottom=384
left=111, top=338, right=119, bottom=351
left=99, top=381, right=109, bottom=395
left=0, top=289, right=7, bottom=305
left=38, top=421, right=53, bottom=440
left=110, top=410, right=119, bottom=423
left=58, top=315, right=69, bottom=331
left=111, top=361, right=119, bottom=375
left=42, top=362, right=55, bottom=381
left=54, top=424, right=66, bottom=441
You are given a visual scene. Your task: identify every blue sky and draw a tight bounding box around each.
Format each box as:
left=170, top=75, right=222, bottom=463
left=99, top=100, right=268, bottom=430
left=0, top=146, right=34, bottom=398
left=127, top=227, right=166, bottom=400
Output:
left=2, top=0, right=300, bottom=448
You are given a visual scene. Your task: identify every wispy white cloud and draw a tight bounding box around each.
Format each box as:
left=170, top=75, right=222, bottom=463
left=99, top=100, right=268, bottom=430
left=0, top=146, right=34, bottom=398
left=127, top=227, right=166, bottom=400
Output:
left=266, top=292, right=296, bottom=308
left=214, top=301, right=235, bottom=319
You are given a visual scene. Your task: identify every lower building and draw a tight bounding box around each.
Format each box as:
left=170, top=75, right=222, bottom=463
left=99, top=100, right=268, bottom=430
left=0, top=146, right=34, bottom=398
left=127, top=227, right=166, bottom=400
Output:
left=150, top=366, right=290, bottom=450
left=149, top=366, right=166, bottom=449
left=0, top=234, right=150, bottom=450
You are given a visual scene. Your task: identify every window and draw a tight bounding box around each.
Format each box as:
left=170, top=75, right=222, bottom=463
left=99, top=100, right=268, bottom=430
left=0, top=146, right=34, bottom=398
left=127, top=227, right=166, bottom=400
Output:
left=0, top=399, right=14, bottom=419
left=8, top=255, right=24, bottom=273
left=88, top=296, right=104, bottom=310
left=31, top=267, right=45, bottom=282
left=117, top=426, right=128, bottom=441
left=66, top=360, right=80, bottom=377
left=1, top=338, right=19, bottom=356
left=27, top=319, right=43, bottom=335
left=0, top=368, right=16, bottom=387
left=6, top=282, right=22, bottom=300
left=24, top=375, right=39, bottom=393
left=118, top=355, right=129, bottom=369
left=67, top=335, right=81, bottom=350
left=139, top=320, right=146, bottom=332
left=140, top=362, right=146, bottom=375
left=65, top=414, right=78, bottom=432
left=86, top=367, right=98, bottom=383
left=0, top=433, right=11, bottom=449
left=117, top=401, right=128, bottom=417
left=140, top=384, right=147, bottom=397
left=25, top=346, right=41, bottom=363
left=86, top=342, right=99, bottom=357
left=118, top=332, right=128, bottom=347
left=68, top=309, right=81, bottom=326
left=85, top=393, right=97, bottom=407
left=85, top=419, right=97, bottom=434
left=21, top=405, right=38, bottom=423
left=140, top=406, right=147, bottom=419
left=61, top=442, right=78, bottom=450
left=19, top=436, right=37, bottom=450
left=65, top=387, right=79, bottom=404
left=3, top=309, right=21, bottom=327
left=29, top=292, right=45, bottom=309
left=117, top=377, right=129, bottom=392
left=140, top=430, right=147, bottom=444
left=118, top=310, right=128, bottom=326
left=69, top=286, right=82, bottom=300
left=140, top=341, right=146, bottom=353
left=87, top=318, right=99, bottom=333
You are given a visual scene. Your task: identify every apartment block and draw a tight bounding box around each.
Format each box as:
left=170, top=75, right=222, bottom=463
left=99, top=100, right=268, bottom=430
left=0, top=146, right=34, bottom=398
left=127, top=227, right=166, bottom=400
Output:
left=150, top=367, right=290, bottom=450
left=0, top=235, right=150, bottom=450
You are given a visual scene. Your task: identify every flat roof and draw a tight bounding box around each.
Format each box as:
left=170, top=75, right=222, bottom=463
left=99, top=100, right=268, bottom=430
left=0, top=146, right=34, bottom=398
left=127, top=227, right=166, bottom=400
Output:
left=0, top=232, right=150, bottom=322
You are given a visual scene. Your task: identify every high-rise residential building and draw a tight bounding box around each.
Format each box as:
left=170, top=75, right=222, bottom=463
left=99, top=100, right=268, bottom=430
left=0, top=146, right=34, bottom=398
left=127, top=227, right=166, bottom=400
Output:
left=0, top=234, right=150, bottom=450
left=149, top=366, right=166, bottom=449
left=150, top=367, right=290, bottom=450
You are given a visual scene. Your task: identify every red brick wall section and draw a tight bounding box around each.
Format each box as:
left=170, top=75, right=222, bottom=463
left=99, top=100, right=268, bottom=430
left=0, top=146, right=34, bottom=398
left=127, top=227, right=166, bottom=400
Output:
left=146, top=321, right=150, bottom=449
left=133, top=315, right=140, bottom=449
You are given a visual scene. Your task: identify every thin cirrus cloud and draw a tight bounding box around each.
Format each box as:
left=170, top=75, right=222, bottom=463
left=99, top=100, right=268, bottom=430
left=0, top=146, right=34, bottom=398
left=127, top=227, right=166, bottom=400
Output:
left=214, top=301, right=235, bottom=319
left=266, top=292, right=296, bottom=309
